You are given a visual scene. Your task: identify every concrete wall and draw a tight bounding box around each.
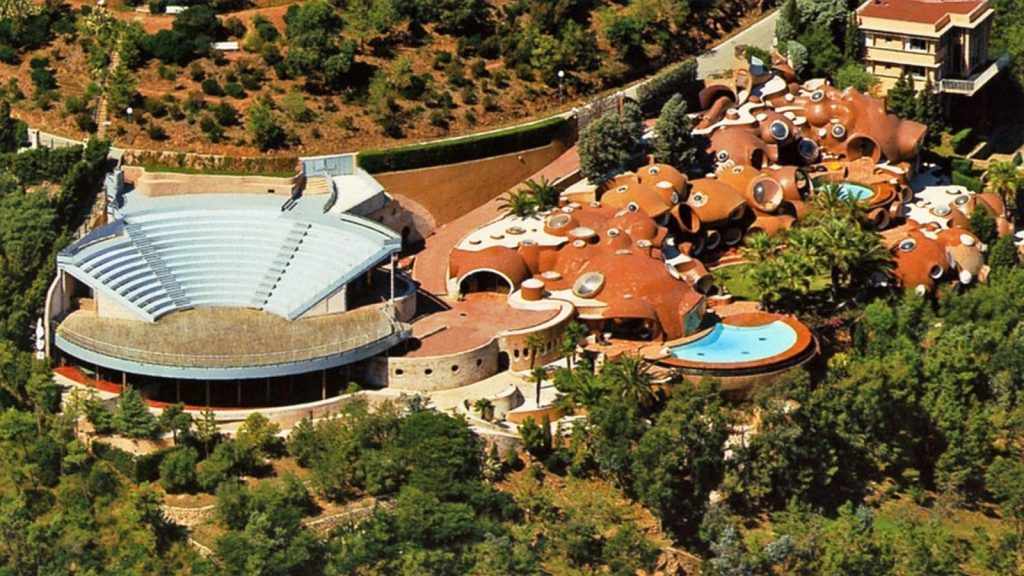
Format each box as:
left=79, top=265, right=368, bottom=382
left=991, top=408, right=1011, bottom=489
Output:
left=96, top=291, right=140, bottom=320
left=368, top=339, right=501, bottom=392
left=506, top=404, right=566, bottom=425
left=127, top=168, right=302, bottom=197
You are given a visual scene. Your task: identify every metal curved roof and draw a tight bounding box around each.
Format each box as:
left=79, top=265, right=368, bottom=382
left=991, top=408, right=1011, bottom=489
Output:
left=58, top=205, right=400, bottom=322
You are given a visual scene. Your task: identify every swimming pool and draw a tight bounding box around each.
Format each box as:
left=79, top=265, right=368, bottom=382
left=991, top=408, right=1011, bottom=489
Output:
left=836, top=182, right=875, bottom=202
left=670, top=320, right=799, bottom=363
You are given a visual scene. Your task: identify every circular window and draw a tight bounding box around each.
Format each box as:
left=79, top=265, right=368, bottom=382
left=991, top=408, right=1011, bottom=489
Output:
left=627, top=202, right=640, bottom=212
left=616, top=185, right=629, bottom=194
left=797, top=138, right=819, bottom=162
left=690, top=191, right=708, bottom=207
left=930, top=265, right=944, bottom=279
left=395, top=369, right=404, bottom=376
left=732, top=165, right=745, bottom=174
left=960, top=234, right=976, bottom=246
left=954, top=195, right=970, bottom=206
left=573, top=271, right=606, bottom=298
left=425, top=368, right=433, bottom=376
left=671, top=191, right=680, bottom=204
left=769, top=120, right=790, bottom=141
left=514, top=349, right=520, bottom=359
left=898, top=238, right=917, bottom=252
left=810, top=90, right=825, bottom=102
left=451, top=365, right=459, bottom=373
left=607, top=227, right=620, bottom=237
left=572, top=239, right=586, bottom=248
left=931, top=205, right=952, bottom=217
left=716, top=150, right=730, bottom=163
left=636, top=239, right=652, bottom=248
left=831, top=124, right=847, bottom=139
left=476, top=358, right=483, bottom=367
left=648, top=166, right=661, bottom=175
left=548, top=213, right=571, bottom=229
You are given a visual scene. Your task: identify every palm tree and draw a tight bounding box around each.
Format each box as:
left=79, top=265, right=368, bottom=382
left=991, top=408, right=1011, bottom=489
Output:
left=520, top=177, right=560, bottom=209
left=810, top=182, right=867, bottom=226
left=525, top=333, right=544, bottom=371
left=987, top=160, right=1021, bottom=219
left=498, top=190, right=538, bottom=218
left=811, top=216, right=893, bottom=299
left=531, top=366, right=547, bottom=407
left=473, top=398, right=495, bottom=422
left=559, top=321, right=589, bottom=371
left=602, top=355, right=657, bottom=413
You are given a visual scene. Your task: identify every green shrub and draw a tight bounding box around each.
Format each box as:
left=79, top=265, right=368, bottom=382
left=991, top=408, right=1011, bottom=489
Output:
left=358, top=116, right=567, bottom=173
left=636, top=58, right=699, bottom=110
left=200, top=78, right=223, bottom=96
left=952, top=170, right=982, bottom=192
left=92, top=441, right=136, bottom=478
left=159, top=447, right=199, bottom=493
left=147, top=123, right=168, bottom=140
left=951, top=128, right=975, bottom=155
left=951, top=157, right=973, bottom=174
left=223, top=82, right=245, bottom=99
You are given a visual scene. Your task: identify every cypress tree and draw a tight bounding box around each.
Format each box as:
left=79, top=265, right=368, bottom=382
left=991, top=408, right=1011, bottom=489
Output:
left=843, top=11, right=861, bottom=62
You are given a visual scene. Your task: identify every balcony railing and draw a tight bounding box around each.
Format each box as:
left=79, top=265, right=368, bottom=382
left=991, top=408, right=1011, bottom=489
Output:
left=938, top=54, right=1009, bottom=96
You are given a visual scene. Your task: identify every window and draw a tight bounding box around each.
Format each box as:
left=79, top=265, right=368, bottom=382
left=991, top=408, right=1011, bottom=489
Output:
left=905, top=37, right=928, bottom=53
left=905, top=65, right=926, bottom=78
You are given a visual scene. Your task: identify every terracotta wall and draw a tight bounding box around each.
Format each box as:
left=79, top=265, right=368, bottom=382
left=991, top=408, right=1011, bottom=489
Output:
left=372, top=141, right=567, bottom=227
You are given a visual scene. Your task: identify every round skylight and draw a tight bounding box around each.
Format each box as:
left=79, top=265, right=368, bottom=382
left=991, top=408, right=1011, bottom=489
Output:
left=572, top=272, right=605, bottom=298
left=898, top=238, right=917, bottom=252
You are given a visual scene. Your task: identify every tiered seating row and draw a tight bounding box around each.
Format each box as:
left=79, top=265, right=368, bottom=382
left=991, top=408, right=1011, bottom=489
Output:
left=58, top=208, right=399, bottom=322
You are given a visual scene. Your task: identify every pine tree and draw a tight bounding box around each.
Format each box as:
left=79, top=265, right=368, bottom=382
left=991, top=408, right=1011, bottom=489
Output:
left=886, top=71, right=916, bottom=119
left=653, top=94, right=698, bottom=169
left=112, top=389, right=159, bottom=439
left=776, top=0, right=802, bottom=45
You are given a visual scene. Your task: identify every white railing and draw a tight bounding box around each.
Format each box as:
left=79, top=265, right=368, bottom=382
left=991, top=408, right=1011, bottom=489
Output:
left=938, top=55, right=1009, bottom=95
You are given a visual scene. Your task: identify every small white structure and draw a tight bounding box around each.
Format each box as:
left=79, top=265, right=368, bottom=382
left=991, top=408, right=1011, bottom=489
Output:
left=210, top=42, right=240, bottom=52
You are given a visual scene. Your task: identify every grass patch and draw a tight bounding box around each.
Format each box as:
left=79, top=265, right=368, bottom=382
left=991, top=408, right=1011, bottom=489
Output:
left=713, top=263, right=761, bottom=301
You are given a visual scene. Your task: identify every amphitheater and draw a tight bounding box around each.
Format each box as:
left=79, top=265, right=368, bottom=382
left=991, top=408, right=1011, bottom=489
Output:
left=48, top=189, right=417, bottom=408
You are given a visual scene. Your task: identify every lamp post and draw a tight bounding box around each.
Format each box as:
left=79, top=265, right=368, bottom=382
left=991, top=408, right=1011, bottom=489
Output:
left=125, top=107, right=133, bottom=144
left=558, top=70, right=565, bottom=102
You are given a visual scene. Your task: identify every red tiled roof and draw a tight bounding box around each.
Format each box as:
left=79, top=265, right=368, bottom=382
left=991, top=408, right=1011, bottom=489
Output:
left=859, top=0, right=987, bottom=26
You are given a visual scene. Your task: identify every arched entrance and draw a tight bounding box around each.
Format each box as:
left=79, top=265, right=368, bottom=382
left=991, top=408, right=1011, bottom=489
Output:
left=459, top=270, right=513, bottom=295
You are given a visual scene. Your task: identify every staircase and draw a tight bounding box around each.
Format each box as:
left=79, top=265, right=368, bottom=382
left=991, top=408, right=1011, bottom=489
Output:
left=254, top=222, right=311, bottom=308
left=125, top=223, right=191, bottom=310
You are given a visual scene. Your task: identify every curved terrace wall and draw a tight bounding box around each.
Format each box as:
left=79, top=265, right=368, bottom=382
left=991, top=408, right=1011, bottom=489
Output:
left=369, top=339, right=501, bottom=392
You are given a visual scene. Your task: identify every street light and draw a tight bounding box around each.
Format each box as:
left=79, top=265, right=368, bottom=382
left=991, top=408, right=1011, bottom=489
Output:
left=126, top=107, right=133, bottom=143
left=558, top=70, right=565, bottom=102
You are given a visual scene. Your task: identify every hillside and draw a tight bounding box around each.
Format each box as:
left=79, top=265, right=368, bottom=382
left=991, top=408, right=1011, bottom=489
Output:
left=2, top=0, right=774, bottom=157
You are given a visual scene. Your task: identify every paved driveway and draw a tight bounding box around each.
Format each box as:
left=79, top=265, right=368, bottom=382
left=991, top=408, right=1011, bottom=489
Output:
left=697, top=10, right=780, bottom=79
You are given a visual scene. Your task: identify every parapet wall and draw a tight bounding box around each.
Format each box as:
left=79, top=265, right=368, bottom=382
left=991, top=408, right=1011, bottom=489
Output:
left=124, top=167, right=302, bottom=197
left=368, top=339, right=501, bottom=392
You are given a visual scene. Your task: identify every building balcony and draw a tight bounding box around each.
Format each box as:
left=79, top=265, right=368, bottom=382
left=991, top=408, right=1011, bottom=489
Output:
left=938, top=54, right=1008, bottom=96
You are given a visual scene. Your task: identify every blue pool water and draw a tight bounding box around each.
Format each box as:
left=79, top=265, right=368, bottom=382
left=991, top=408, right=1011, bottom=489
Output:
left=670, top=321, right=798, bottom=363
left=836, top=182, right=875, bottom=202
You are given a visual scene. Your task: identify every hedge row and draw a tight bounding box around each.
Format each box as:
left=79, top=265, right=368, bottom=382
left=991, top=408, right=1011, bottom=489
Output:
left=636, top=57, right=700, bottom=110
left=951, top=128, right=975, bottom=155
left=952, top=170, right=983, bottom=192
left=357, top=116, right=568, bottom=173
left=93, top=441, right=177, bottom=483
